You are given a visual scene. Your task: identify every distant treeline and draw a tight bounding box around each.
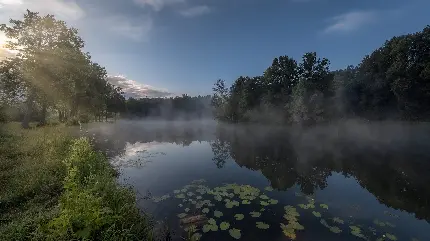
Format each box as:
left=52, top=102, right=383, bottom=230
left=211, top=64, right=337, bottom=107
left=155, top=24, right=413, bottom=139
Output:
left=121, top=95, right=212, bottom=119
left=212, top=26, right=430, bottom=124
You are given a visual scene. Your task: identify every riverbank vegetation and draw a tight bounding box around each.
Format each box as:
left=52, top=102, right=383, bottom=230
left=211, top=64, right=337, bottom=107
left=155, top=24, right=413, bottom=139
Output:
left=0, top=123, right=153, bottom=240
left=211, top=26, right=430, bottom=124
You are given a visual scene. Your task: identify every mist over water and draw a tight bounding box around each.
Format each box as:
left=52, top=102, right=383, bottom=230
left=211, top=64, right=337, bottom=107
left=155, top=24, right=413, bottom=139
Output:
left=85, top=120, right=430, bottom=241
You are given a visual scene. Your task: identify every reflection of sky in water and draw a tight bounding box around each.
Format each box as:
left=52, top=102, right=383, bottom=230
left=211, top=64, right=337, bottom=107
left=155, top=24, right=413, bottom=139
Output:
left=113, top=140, right=430, bottom=241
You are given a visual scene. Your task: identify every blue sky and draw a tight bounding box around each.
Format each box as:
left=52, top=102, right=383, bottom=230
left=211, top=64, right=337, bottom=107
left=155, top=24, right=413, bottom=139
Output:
left=1, top=0, right=430, bottom=97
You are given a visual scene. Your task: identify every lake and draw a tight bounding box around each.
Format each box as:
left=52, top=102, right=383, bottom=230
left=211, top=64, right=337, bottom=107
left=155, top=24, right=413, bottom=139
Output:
left=85, top=120, right=430, bottom=241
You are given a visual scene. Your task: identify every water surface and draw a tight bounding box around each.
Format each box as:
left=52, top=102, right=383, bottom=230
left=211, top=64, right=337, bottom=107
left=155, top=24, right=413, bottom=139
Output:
left=86, top=120, right=430, bottom=241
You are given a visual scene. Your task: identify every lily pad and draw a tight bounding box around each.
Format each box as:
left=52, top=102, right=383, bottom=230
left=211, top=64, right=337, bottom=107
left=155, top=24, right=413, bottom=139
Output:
left=185, top=208, right=190, bottom=212
left=229, top=228, right=241, bottom=239
left=265, top=186, right=274, bottom=191
left=259, top=195, right=269, bottom=200
left=202, top=225, right=211, bottom=233
left=187, top=192, right=194, bottom=197
left=191, top=233, right=202, bottom=241
left=256, top=222, right=270, bottom=229
left=330, top=226, right=342, bottom=234
left=242, top=200, right=251, bottom=204
left=177, top=213, right=187, bottom=218
left=234, top=214, right=244, bottom=220
left=214, top=195, right=222, bottom=201
left=176, top=194, right=185, bottom=199
left=178, top=204, right=183, bottom=208
left=250, top=211, right=261, bottom=218
left=312, top=211, right=321, bottom=218
left=269, top=199, right=278, bottom=205
left=196, top=196, right=202, bottom=200
left=332, top=217, right=344, bottom=224
left=202, top=208, right=209, bottom=214
left=298, top=204, right=307, bottom=209
left=214, top=210, right=223, bottom=218
left=373, top=219, right=386, bottom=227
left=181, top=188, right=187, bottom=193
left=220, top=222, right=230, bottom=231
left=226, top=202, right=234, bottom=208
left=320, top=204, right=329, bottom=209
left=385, top=233, right=397, bottom=241
left=208, top=218, right=216, bottom=225
left=173, top=190, right=181, bottom=194
left=260, top=201, right=269, bottom=206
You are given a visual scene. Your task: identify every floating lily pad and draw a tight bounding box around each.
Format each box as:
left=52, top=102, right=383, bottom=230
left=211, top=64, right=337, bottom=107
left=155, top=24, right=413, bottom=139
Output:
left=185, top=208, right=190, bottom=212
left=260, top=201, right=269, bottom=206
left=214, top=195, right=222, bottom=201
left=312, top=211, right=321, bottom=218
left=332, top=217, right=344, bottom=224
left=265, top=186, right=274, bottom=191
left=259, top=195, right=269, bottom=200
left=260, top=208, right=265, bottom=212
left=385, top=233, right=397, bottom=241
left=256, top=222, right=270, bottom=229
left=281, top=223, right=297, bottom=239
left=191, top=233, right=202, bottom=241
left=176, top=194, right=185, bottom=199
left=202, top=208, right=209, bottom=214
left=330, top=226, right=342, bottom=234
left=191, top=201, right=197, bottom=205
left=208, top=218, right=216, bottom=225
left=320, top=219, right=330, bottom=228
left=177, top=213, right=187, bottom=218
left=298, top=204, right=307, bottom=209
left=350, top=226, right=367, bottom=240
left=226, top=202, right=234, bottom=208
left=181, top=188, right=187, bottom=193
left=173, top=190, right=181, bottom=194
left=229, top=228, right=241, bottom=239
left=250, top=211, right=261, bottom=218
left=184, top=225, right=197, bottom=232
left=220, top=222, right=230, bottom=231
left=196, top=196, right=202, bottom=200
left=214, top=210, right=223, bottom=218
left=202, top=225, right=211, bottom=233
left=178, top=204, right=183, bottom=208
left=373, top=219, right=386, bottom=227
left=320, top=204, right=329, bottom=209
left=187, top=192, right=194, bottom=197
left=242, top=200, right=251, bottom=204
left=268, top=199, right=278, bottom=205
left=234, top=214, right=244, bottom=220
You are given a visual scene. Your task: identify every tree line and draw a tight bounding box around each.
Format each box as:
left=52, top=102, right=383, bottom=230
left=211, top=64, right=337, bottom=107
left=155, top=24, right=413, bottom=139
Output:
left=212, top=26, right=430, bottom=124
left=0, top=10, right=126, bottom=127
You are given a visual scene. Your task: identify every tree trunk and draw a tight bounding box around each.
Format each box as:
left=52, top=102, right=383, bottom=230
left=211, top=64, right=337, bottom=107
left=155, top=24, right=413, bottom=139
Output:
left=38, top=102, right=47, bottom=126
left=22, top=94, right=34, bottom=129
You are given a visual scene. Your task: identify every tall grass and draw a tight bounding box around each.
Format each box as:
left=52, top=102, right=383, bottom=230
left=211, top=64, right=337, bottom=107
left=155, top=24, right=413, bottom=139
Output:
left=0, top=123, right=154, bottom=240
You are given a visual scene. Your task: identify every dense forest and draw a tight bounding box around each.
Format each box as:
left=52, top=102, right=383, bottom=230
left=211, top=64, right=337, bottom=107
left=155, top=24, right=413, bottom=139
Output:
left=212, top=26, right=430, bottom=124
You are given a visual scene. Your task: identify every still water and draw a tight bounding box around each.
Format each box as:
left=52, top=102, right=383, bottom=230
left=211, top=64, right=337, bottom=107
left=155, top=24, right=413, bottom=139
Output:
left=86, top=120, right=430, bottom=241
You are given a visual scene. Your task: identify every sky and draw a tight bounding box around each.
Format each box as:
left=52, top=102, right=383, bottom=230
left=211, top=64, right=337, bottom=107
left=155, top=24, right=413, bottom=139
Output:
left=0, top=0, right=429, bottom=98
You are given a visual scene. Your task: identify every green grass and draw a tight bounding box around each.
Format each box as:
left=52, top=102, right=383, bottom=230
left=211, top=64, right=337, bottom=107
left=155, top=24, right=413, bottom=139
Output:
left=0, top=123, right=154, bottom=240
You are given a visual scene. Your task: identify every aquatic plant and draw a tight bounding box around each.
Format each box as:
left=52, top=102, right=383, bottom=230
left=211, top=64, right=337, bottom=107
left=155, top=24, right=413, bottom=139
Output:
left=191, top=233, right=202, bottom=241
left=220, top=222, right=230, bottom=230
left=234, top=214, right=244, bottom=220
left=373, top=219, right=386, bottom=227
left=250, top=211, right=261, bottom=218
left=185, top=208, right=190, bottom=212
left=202, top=208, right=209, bottom=214
left=385, top=233, right=397, bottom=241
left=320, top=203, right=329, bottom=209
left=265, top=186, right=274, bottom=191
left=350, top=226, right=367, bottom=240
left=269, top=199, right=278, bottom=205
left=176, top=193, right=186, bottom=199
left=259, top=194, right=269, bottom=200
left=242, top=200, right=251, bottom=204
left=203, top=218, right=218, bottom=232
left=214, top=210, right=223, bottom=218
left=260, top=201, right=269, bottom=206
left=174, top=190, right=181, bottom=194
left=330, top=226, right=342, bottom=233
left=256, top=222, right=270, bottom=229
left=312, top=211, right=321, bottom=218
left=229, top=228, right=241, bottom=239
left=178, top=213, right=188, bottom=218
left=332, top=217, right=344, bottom=224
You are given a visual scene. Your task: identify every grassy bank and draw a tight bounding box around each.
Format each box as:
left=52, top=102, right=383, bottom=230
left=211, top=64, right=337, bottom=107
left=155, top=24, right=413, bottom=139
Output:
left=0, top=123, right=153, bottom=240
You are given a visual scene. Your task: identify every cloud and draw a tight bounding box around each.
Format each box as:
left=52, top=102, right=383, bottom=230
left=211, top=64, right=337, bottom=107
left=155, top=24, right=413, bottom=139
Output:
left=179, top=5, right=210, bottom=18
left=0, top=0, right=85, bottom=22
left=107, top=75, right=173, bottom=98
left=104, top=15, right=153, bottom=42
left=324, top=10, right=377, bottom=33
left=133, top=0, right=185, bottom=11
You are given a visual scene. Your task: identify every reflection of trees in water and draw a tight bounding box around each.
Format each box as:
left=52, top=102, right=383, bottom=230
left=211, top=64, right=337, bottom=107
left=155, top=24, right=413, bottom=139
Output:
left=210, top=125, right=430, bottom=221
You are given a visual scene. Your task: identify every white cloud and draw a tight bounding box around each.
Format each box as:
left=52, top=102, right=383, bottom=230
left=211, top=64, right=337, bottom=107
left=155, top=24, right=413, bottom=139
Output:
left=105, top=15, right=153, bottom=42
left=107, top=75, right=172, bottom=98
left=179, top=5, right=210, bottom=18
left=324, top=10, right=376, bottom=33
left=133, top=0, right=185, bottom=11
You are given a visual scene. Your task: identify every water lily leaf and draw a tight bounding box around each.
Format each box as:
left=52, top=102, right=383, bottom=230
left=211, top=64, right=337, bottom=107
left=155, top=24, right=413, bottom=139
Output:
left=256, top=222, right=270, bottom=229
left=226, top=202, right=234, bottom=208
left=242, top=200, right=251, bottom=204
left=385, top=233, right=397, bottom=241
left=228, top=193, right=235, bottom=198
left=177, top=213, right=187, bottom=218
left=214, top=210, right=223, bottom=218
left=259, top=195, right=269, bottom=200
left=187, top=192, right=194, bottom=197
left=250, top=211, right=261, bottom=218
left=260, top=201, right=269, bottom=206
left=265, top=186, right=274, bottom=191
left=320, top=219, right=330, bottom=228
left=312, top=211, right=321, bottom=218
left=229, top=228, right=241, bottom=239
left=214, top=195, right=222, bottom=201
left=269, top=199, right=278, bottom=205
left=208, top=218, right=216, bottom=225
left=196, top=196, right=202, bottom=200
left=330, top=226, right=342, bottom=234
left=298, top=204, right=307, bottom=209
left=260, top=208, right=265, bottom=212
left=178, top=204, right=183, bottom=208
left=191, top=201, right=197, bottom=205
left=184, top=225, right=197, bottom=232
left=185, top=208, right=190, bottom=212
left=202, top=225, right=211, bottom=233
left=191, top=233, right=202, bottom=241
left=320, top=204, right=329, bottom=209
left=234, top=214, right=244, bottom=220
left=176, top=194, right=185, bottom=199
left=281, top=223, right=297, bottom=239
left=220, top=222, right=230, bottom=231
left=173, top=190, right=181, bottom=194
left=181, top=188, right=187, bottom=193
left=202, top=208, right=209, bottom=214
left=210, top=224, right=218, bottom=231
left=332, top=217, right=344, bottom=224
left=373, top=219, right=386, bottom=227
